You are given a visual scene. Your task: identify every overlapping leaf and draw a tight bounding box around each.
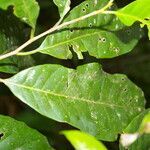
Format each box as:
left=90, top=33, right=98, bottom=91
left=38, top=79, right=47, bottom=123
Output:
left=62, top=130, right=107, bottom=150
left=2, top=63, right=145, bottom=141
left=116, top=0, right=150, bottom=39
left=0, top=0, right=39, bottom=28
left=120, top=109, right=150, bottom=150
left=0, top=115, right=52, bottom=150
left=37, top=0, right=142, bottom=59
left=53, top=0, right=71, bottom=18
left=139, top=112, right=150, bottom=133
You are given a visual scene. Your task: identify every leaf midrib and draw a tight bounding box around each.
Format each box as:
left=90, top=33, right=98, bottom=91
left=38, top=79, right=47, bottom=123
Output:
left=4, top=80, right=143, bottom=111
left=38, top=30, right=110, bottom=52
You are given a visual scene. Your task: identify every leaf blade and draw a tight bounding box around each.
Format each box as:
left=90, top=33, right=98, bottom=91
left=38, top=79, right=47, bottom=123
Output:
left=3, top=63, right=145, bottom=141
left=120, top=109, right=150, bottom=150
left=37, top=0, right=142, bottom=59
left=53, top=0, right=71, bottom=18
left=116, top=0, right=150, bottom=39
left=62, top=130, right=107, bottom=150
left=0, top=0, right=39, bottom=28
left=0, top=115, right=52, bottom=150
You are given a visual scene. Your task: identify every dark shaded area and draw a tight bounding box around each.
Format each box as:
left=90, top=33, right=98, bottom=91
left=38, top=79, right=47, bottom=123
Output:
left=0, top=0, right=150, bottom=150
left=0, top=133, right=4, bottom=139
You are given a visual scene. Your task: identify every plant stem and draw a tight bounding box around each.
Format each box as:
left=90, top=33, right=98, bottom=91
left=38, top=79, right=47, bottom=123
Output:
left=30, top=28, right=35, bottom=39
left=0, top=78, right=4, bottom=83
left=0, top=0, right=113, bottom=60
left=17, top=48, right=40, bottom=56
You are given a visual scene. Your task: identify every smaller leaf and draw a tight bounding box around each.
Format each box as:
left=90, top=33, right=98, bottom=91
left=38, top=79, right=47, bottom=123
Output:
left=139, top=112, right=150, bottom=134
left=116, top=0, right=150, bottom=39
left=62, top=130, right=107, bottom=150
left=120, top=109, right=150, bottom=150
left=53, top=0, right=71, bottom=18
left=0, top=0, right=40, bottom=28
left=0, top=115, right=52, bottom=150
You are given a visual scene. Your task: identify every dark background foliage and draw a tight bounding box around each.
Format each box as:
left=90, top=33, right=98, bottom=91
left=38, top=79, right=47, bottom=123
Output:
left=0, top=0, right=149, bottom=149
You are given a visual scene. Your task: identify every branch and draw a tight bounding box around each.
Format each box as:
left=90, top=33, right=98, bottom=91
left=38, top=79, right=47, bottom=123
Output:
left=0, top=78, right=4, bottom=83
left=0, top=0, right=113, bottom=60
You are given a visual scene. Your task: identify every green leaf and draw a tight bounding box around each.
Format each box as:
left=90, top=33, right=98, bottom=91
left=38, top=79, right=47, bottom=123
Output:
left=0, top=115, right=52, bottom=150
left=116, top=0, right=150, bottom=39
left=62, top=130, right=107, bottom=150
left=120, top=109, right=150, bottom=150
left=0, top=0, right=39, bottom=28
left=139, top=112, right=150, bottom=134
left=2, top=63, right=145, bottom=141
left=53, top=0, right=71, bottom=18
left=37, top=0, right=142, bottom=59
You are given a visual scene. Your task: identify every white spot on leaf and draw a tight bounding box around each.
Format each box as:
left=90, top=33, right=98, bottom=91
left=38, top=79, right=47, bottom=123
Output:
left=120, top=133, right=139, bottom=147
left=22, top=17, right=28, bottom=21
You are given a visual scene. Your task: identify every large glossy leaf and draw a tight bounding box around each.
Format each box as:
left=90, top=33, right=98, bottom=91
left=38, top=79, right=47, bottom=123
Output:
left=0, top=0, right=39, bottom=28
left=120, top=109, right=150, bottom=150
left=2, top=63, right=145, bottom=141
left=53, top=0, right=71, bottom=18
left=116, top=0, right=150, bottom=39
left=37, top=0, right=142, bottom=59
left=0, top=115, right=52, bottom=150
left=62, top=130, right=107, bottom=150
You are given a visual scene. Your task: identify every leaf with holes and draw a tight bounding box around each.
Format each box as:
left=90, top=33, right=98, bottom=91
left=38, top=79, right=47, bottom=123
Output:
left=0, top=115, right=52, bottom=150
left=0, top=0, right=39, bottom=28
left=2, top=63, right=145, bottom=141
left=36, top=0, right=142, bottom=59
left=120, top=109, right=150, bottom=150
left=116, top=0, right=150, bottom=39
left=53, top=0, right=71, bottom=18
left=62, top=130, right=107, bottom=150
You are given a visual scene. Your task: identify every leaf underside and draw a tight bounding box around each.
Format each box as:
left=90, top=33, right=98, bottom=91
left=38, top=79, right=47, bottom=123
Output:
left=37, top=0, right=143, bottom=59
